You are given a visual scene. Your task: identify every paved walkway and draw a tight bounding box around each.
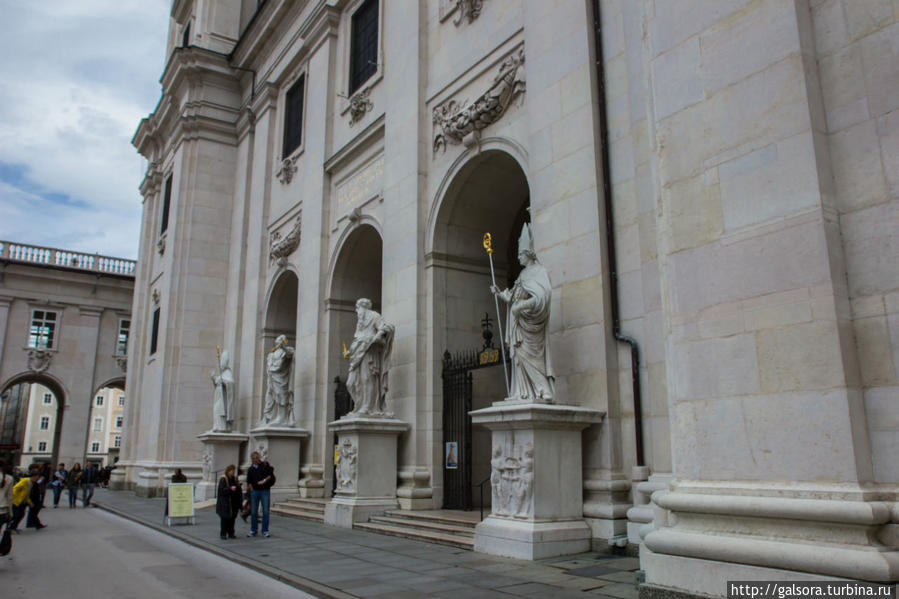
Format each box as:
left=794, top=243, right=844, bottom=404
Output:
left=93, top=488, right=639, bottom=599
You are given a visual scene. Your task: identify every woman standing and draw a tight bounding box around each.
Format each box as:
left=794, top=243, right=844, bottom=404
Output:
left=215, top=464, right=241, bottom=540
left=66, top=463, right=82, bottom=508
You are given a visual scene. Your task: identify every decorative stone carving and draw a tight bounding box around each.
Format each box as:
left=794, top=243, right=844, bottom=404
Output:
left=152, top=288, right=160, bottom=305
left=115, top=355, right=127, bottom=373
left=347, top=88, right=373, bottom=125
left=262, top=335, right=295, bottom=426
left=276, top=155, right=298, bottom=184
left=269, top=217, right=301, bottom=267
left=491, top=223, right=554, bottom=402
left=433, top=45, right=525, bottom=154
left=26, top=348, right=52, bottom=373
left=490, top=443, right=534, bottom=518
left=156, top=234, right=165, bottom=255
left=343, top=298, right=395, bottom=417
left=453, top=0, right=484, bottom=25
left=201, top=449, right=212, bottom=481
left=211, top=348, right=235, bottom=432
left=336, top=439, right=357, bottom=492
left=255, top=440, right=268, bottom=463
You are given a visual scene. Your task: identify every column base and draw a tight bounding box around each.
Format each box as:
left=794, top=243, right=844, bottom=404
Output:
left=474, top=516, right=593, bottom=560
left=324, top=497, right=399, bottom=528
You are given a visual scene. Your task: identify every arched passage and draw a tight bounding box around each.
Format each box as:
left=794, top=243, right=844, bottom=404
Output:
left=430, top=149, right=530, bottom=509
left=0, top=373, right=67, bottom=468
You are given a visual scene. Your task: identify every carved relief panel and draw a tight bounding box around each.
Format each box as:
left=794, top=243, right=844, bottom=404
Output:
left=490, top=441, right=534, bottom=518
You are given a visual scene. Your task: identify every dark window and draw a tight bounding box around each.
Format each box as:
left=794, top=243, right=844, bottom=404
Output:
left=117, top=319, right=130, bottom=355
left=182, top=23, right=191, bottom=47
left=149, top=308, right=160, bottom=355
left=29, top=310, right=57, bottom=349
left=282, top=74, right=305, bottom=158
left=349, top=0, right=378, bottom=95
left=160, top=175, right=172, bottom=235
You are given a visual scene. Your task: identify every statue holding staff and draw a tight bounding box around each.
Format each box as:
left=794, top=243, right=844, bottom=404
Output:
left=263, top=335, right=295, bottom=425
left=490, top=223, right=554, bottom=402
left=211, top=347, right=235, bottom=432
left=343, top=298, right=395, bottom=416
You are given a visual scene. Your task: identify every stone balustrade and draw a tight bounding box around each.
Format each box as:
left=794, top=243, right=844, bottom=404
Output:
left=0, top=240, right=136, bottom=276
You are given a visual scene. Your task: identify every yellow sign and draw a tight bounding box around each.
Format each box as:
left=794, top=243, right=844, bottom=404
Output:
left=334, top=444, right=339, bottom=466
left=168, top=483, right=194, bottom=518
left=479, top=348, right=500, bottom=365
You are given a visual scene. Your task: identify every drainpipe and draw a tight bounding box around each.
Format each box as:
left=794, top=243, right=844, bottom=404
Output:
left=591, top=0, right=645, bottom=468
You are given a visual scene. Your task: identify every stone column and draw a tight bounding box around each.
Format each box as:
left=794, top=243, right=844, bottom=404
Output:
left=324, top=416, right=408, bottom=528
left=195, top=431, right=249, bottom=501
left=249, top=426, right=308, bottom=503
left=470, top=402, right=604, bottom=560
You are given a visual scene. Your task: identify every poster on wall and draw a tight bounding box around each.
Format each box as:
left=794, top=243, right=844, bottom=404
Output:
left=445, top=441, right=458, bottom=469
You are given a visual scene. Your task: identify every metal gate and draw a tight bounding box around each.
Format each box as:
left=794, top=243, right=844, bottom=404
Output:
left=332, top=376, right=353, bottom=491
left=442, top=314, right=506, bottom=510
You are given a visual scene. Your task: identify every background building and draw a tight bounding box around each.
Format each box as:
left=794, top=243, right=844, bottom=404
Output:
left=123, top=0, right=899, bottom=593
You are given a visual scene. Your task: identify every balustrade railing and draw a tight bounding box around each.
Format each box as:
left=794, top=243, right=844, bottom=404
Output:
left=0, top=240, right=136, bottom=276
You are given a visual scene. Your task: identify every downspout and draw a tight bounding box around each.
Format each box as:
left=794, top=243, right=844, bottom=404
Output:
left=591, top=0, right=645, bottom=468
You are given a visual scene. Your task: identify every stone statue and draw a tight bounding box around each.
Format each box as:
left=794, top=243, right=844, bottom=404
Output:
left=262, top=334, right=295, bottom=426
left=211, top=348, right=235, bottom=432
left=344, top=298, right=395, bottom=416
left=490, top=223, right=554, bottom=402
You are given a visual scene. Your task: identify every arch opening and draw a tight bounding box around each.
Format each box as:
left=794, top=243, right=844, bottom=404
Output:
left=1, top=375, right=66, bottom=469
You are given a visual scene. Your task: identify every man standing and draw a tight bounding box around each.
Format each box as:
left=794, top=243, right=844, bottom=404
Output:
left=245, top=451, right=275, bottom=538
left=81, top=462, right=99, bottom=507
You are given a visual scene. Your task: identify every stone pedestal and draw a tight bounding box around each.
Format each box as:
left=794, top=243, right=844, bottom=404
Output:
left=249, top=426, right=309, bottom=503
left=324, top=416, right=408, bottom=528
left=195, top=431, right=249, bottom=501
left=470, top=401, right=604, bottom=560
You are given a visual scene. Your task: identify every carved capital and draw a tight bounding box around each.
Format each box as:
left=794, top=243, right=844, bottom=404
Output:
left=433, top=45, right=525, bottom=154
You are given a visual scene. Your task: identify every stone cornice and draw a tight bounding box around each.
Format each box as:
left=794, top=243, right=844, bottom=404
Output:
left=230, top=0, right=307, bottom=68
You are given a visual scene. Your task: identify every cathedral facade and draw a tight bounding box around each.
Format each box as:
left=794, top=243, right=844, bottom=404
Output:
left=123, top=0, right=899, bottom=593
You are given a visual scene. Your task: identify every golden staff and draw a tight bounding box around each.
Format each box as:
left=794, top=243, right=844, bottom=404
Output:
left=483, top=233, right=510, bottom=398
left=342, top=341, right=350, bottom=360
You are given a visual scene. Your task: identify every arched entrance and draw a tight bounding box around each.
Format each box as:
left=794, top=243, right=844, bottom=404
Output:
left=0, top=374, right=67, bottom=468
left=87, top=379, right=126, bottom=468
left=430, top=149, right=531, bottom=510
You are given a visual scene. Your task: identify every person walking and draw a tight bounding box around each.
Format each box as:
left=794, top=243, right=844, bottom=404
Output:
left=51, top=463, right=67, bottom=508
left=81, top=462, right=99, bottom=507
left=66, top=463, right=82, bottom=508
left=216, top=464, right=242, bottom=540
left=245, top=451, right=274, bottom=538
left=26, top=468, right=46, bottom=530
left=37, top=463, right=50, bottom=507
left=0, top=460, right=13, bottom=536
left=10, top=470, right=39, bottom=532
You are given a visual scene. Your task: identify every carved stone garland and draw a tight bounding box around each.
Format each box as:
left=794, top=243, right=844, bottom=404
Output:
left=348, top=88, right=373, bottom=125
left=433, top=45, right=525, bottom=154
left=269, top=217, right=301, bottom=268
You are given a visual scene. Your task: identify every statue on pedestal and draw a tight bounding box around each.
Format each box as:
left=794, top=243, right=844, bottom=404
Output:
left=262, top=335, right=295, bottom=426
left=490, top=223, right=554, bottom=402
left=343, top=298, right=395, bottom=416
left=211, top=347, right=235, bottom=432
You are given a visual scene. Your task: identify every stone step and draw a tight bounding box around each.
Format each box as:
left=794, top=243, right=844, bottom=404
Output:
left=381, top=509, right=479, bottom=530
left=282, top=498, right=327, bottom=512
left=271, top=504, right=325, bottom=522
left=354, top=521, right=474, bottom=550
left=368, top=515, right=475, bottom=537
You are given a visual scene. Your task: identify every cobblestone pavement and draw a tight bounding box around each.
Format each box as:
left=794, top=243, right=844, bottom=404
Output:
left=94, top=488, right=639, bottom=599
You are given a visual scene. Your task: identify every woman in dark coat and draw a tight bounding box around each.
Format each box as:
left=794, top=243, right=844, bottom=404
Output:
left=216, top=464, right=241, bottom=539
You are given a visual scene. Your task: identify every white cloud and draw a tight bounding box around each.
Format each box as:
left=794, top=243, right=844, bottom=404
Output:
left=0, top=1, right=169, bottom=259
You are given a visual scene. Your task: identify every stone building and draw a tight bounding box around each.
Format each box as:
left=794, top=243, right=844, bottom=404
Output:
left=123, top=0, right=899, bottom=592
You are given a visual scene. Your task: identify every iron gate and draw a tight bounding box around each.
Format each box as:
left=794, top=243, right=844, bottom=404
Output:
left=442, top=314, right=506, bottom=510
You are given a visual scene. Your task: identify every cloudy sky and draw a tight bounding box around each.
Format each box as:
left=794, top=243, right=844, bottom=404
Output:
left=0, top=1, right=170, bottom=260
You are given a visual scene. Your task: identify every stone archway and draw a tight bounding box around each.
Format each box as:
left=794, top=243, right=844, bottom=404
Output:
left=0, top=373, right=68, bottom=468
left=429, top=149, right=531, bottom=509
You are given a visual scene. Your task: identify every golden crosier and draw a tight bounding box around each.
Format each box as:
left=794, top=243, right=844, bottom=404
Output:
left=482, top=232, right=493, bottom=255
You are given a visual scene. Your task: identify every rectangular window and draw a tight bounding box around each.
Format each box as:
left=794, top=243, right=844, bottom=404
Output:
left=91, top=442, right=100, bottom=453
left=114, top=435, right=121, bottom=448
left=118, top=395, right=125, bottom=407
left=115, top=416, right=123, bottom=428
left=150, top=308, right=160, bottom=355
left=40, top=416, right=50, bottom=430
left=38, top=441, right=47, bottom=452
left=43, top=393, right=52, bottom=404
left=96, top=395, right=103, bottom=407
left=349, top=0, right=378, bottom=95
left=29, top=310, right=57, bottom=349
left=117, top=319, right=130, bottom=355
left=282, top=74, right=305, bottom=158
left=93, top=417, right=103, bottom=432
left=160, top=175, right=172, bottom=235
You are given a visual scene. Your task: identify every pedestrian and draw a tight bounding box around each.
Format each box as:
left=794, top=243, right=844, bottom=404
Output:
left=81, top=462, right=99, bottom=507
left=216, top=464, right=242, bottom=540
left=10, top=469, right=39, bottom=532
left=67, top=463, right=82, bottom=508
left=26, top=467, right=46, bottom=530
left=0, top=460, right=13, bottom=530
left=51, top=463, right=67, bottom=508
left=171, top=468, right=188, bottom=483
left=38, top=463, right=50, bottom=507
left=245, top=451, right=275, bottom=537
